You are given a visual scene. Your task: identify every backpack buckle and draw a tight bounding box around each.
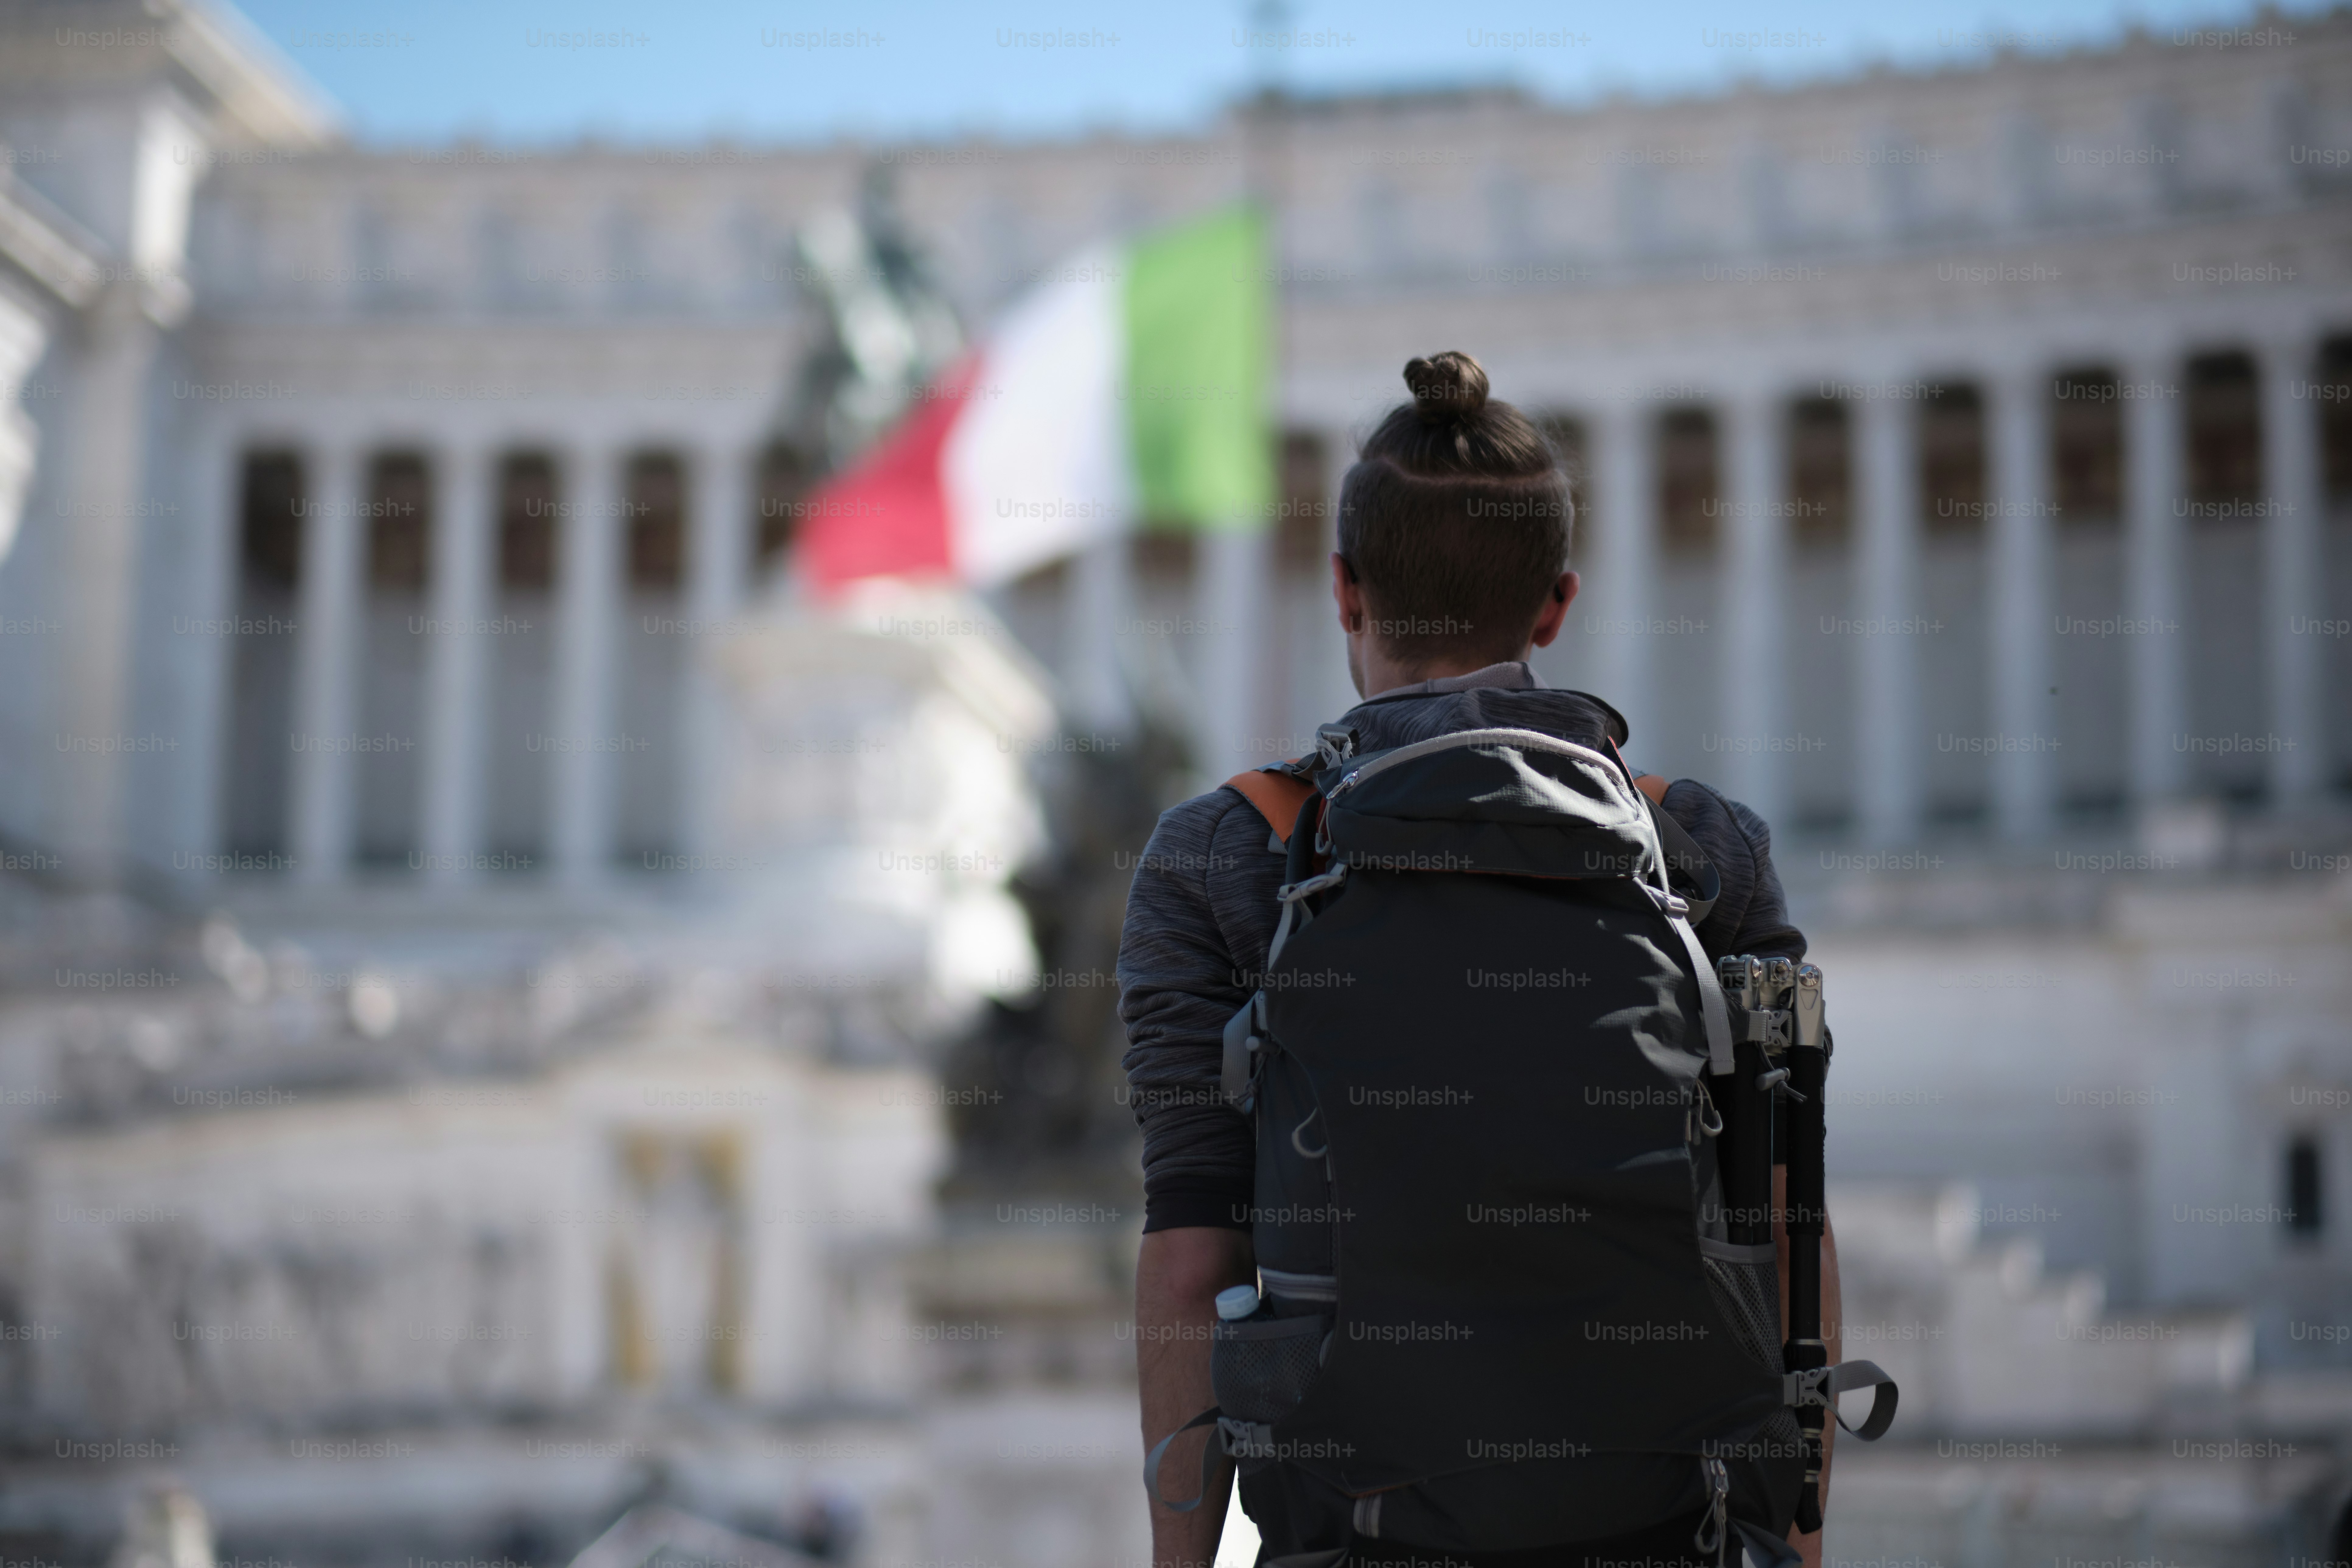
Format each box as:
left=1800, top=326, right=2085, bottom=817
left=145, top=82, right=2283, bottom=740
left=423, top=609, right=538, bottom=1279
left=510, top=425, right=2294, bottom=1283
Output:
left=1217, top=1416, right=1279, bottom=1461
left=1221, top=991, right=1269, bottom=1107
left=1276, top=866, right=1348, bottom=903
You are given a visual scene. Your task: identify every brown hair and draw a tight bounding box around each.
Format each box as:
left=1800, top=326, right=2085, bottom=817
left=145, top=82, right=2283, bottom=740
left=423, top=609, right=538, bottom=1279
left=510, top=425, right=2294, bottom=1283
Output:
left=1336, top=352, right=1571, bottom=672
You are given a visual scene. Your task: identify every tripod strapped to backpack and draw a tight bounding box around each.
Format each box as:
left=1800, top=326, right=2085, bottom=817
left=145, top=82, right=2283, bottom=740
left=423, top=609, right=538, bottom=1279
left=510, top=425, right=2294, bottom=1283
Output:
left=1709, top=955, right=1892, bottom=1536
left=1147, top=725, right=1897, bottom=1567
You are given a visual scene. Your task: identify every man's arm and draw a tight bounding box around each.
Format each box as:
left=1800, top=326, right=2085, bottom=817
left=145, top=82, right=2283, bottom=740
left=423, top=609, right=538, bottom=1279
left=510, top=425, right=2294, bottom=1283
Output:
left=1773, top=1165, right=1842, bottom=1568
left=1664, top=785, right=1832, bottom=1552
left=1116, top=793, right=1281, bottom=1561
left=1138, top=1226, right=1255, bottom=1568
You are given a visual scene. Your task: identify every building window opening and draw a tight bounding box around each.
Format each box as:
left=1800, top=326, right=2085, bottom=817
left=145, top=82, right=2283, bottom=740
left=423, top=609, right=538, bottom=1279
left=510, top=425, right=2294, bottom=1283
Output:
left=2288, top=1132, right=2325, bottom=1240
left=626, top=453, right=687, bottom=593
left=2185, top=351, right=2262, bottom=508
left=1919, top=382, right=1986, bottom=535
left=498, top=455, right=560, bottom=592
left=2052, top=369, right=2123, bottom=525
left=1657, top=408, right=1719, bottom=558
left=1787, top=399, right=1850, bottom=550
left=367, top=453, right=432, bottom=594
left=2320, top=336, right=2352, bottom=506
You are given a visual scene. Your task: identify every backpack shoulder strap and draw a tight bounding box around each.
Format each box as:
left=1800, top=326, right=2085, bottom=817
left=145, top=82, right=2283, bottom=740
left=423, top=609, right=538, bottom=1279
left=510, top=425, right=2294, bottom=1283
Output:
left=1223, top=768, right=1318, bottom=846
left=1632, top=773, right=1720, bottom=925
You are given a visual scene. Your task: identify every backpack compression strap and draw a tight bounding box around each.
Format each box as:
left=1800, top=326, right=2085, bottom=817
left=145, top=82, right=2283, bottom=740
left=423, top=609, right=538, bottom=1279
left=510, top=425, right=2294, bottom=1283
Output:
left=1788, top=1358, right=1901, bottom=1440
left=1219, top=764, right=1327, bottom=1110
left=1145, top=1405, right=1349, bottom=1568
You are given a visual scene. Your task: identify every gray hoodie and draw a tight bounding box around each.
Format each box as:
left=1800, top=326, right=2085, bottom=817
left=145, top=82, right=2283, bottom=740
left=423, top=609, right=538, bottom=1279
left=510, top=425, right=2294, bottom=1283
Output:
left=1115, top=662, right=1806, bottom=1233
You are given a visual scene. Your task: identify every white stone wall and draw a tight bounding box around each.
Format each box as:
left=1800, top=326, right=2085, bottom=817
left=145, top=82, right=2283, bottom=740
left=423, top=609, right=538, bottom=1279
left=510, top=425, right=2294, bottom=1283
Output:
left=15, top=1045, right=943, bottom=1431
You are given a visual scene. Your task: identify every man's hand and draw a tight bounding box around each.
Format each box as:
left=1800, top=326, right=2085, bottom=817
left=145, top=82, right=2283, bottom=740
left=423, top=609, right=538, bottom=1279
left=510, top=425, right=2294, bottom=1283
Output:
left=1137, top=1227, right=1256, bottom=1568
left=1774, top=1166, right=1842, bottom=1568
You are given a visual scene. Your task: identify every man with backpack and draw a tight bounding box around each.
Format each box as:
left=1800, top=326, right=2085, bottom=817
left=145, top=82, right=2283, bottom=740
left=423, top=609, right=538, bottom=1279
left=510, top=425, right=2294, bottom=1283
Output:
left=1119, top=353, right=1886, bottom=1568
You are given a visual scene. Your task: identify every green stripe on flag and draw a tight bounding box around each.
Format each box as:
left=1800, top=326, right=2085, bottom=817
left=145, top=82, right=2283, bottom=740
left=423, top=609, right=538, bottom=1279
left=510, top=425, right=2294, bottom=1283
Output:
left=1124, top=207, right=1273, bottom=531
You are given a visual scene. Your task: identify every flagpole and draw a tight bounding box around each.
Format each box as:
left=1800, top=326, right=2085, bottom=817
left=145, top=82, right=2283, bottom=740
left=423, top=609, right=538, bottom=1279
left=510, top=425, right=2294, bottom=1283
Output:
left=1195, top=0, right=1290, bottom=780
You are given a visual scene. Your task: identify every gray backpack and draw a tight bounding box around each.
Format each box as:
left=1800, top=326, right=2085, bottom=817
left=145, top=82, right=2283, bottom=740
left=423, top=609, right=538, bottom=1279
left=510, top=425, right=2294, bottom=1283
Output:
left=1147, top=724, right=1896, bottom=1567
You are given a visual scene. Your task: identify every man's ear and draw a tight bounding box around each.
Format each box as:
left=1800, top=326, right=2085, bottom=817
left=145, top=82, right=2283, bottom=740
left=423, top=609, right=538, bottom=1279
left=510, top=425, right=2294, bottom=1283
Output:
left=1528, top=570, right=1580, bottom=649
left=1331, top=552, right=1367, bottom=634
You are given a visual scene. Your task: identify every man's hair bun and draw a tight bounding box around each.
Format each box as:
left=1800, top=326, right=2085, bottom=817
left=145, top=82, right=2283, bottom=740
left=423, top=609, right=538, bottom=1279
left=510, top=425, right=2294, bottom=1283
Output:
left=1405, top=351, right=1490, bottom=425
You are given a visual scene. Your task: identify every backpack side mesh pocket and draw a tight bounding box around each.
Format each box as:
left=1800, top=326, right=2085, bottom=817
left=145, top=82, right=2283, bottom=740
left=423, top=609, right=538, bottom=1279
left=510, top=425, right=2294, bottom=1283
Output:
left=1699, top=1238, right=1782, bottom=1375
left=1213, top=1311, right=1330, bottom=1426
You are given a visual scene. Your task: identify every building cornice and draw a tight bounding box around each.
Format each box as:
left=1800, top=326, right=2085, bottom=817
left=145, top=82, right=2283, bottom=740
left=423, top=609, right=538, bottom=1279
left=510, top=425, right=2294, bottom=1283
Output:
left=0, top=171, right=104, bottom=310
left=152, top=0, right=338, bottom=150
left=0, top=0, right=338, bottom=151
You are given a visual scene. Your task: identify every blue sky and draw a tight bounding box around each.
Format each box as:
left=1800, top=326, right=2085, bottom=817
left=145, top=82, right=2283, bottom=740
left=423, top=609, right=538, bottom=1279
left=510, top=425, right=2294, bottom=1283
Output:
left=226, top=0, right=2313, bottom=147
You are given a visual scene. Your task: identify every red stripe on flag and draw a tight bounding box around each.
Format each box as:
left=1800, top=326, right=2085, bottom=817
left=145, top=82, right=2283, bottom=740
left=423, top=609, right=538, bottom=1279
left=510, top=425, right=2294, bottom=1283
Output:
left=800, top=355, right=980, bottom=593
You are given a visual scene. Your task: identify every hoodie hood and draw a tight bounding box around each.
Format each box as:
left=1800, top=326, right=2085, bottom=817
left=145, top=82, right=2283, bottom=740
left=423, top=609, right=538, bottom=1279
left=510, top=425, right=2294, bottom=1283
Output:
left=1332, top=670, right=1628, bottom=763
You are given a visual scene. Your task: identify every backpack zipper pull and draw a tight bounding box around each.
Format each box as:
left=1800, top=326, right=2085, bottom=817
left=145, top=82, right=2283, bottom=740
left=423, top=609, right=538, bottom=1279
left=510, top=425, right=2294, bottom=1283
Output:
left=1693, top=1455, right=1730, bottom=1561
left=1688, top=1077, right=1724, bottom=1141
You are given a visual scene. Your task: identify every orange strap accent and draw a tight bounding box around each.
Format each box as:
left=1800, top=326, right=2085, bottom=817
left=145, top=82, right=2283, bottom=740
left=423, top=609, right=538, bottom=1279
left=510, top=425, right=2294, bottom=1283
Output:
left=1604, top=737, right=1665, bottom=807
left=1225, top=769, right=1318, bottom=845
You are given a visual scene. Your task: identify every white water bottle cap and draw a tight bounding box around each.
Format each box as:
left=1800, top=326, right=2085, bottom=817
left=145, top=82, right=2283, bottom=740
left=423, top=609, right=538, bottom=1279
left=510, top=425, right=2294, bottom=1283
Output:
left=1214, top=1285, right=1260, bottom=1321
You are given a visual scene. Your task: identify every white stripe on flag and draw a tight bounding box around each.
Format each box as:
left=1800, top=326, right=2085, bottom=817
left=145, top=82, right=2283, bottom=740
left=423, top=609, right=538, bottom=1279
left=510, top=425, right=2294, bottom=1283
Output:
left=943, top=244, right=1134, bottom=587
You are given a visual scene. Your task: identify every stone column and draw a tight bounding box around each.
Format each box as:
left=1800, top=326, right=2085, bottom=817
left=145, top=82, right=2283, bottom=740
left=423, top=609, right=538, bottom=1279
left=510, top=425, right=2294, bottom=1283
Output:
left=2124, top=353, right=2187, bottom=802
left=51, top=287, right=163, bottom=884
left=1987, top=365, right=2056, bottom=840
left=553, top=445, right=623, bottom=884
left=682, top=442, right=751, bottom=860
left=1590, top=397, right=1656, bottom=744
left=1718, top=387, right=1787, bottom=824
left=2262, top=335, right=2324, bottom=805
left=422, top=442, right=492, bottom=884
left=1310, top=430, right=1360, bottom=721
left=1197, top=524, right=1272, bottom=776
left=176, top=422, right=238, bottom=881
left=1853, top=388, right=1921, bottom=844
left=1062, top=534, right=1135, bottom=736
left=291, top=440, right=366, bottom=884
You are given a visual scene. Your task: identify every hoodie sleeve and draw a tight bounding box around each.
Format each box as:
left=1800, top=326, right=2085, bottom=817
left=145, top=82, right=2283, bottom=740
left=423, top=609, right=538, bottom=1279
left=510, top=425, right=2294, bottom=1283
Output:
left=1660, top=779, right=1806, bottom=964
left=1115, top=787, right=1286, bottom=1233
left=1663, top=780, right=1808, bottom=1166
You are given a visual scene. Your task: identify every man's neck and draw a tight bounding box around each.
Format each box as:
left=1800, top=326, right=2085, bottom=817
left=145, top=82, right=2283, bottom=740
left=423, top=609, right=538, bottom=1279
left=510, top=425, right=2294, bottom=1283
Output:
left=1363, top=657, right=1535, bottom=700
left=1358, top=642, right=1493, bottom=699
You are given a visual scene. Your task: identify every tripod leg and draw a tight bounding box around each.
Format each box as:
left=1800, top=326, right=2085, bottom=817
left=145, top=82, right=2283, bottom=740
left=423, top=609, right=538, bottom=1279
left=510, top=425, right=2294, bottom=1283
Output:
left=1784, top=964, right=1829, bottom=1535
left=1714, top=957, right=1776, bottom=1248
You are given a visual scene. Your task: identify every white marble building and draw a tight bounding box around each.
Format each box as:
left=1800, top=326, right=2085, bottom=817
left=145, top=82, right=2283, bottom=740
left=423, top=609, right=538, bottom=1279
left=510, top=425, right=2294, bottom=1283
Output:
left=1, top=5, right=2347, bottom=882
left=5, top=0, right=2352, bottom=1562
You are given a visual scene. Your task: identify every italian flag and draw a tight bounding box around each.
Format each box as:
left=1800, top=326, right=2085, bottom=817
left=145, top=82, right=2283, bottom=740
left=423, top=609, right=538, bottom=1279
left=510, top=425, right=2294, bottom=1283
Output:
left=802, top=208, right=1273, bottom=592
